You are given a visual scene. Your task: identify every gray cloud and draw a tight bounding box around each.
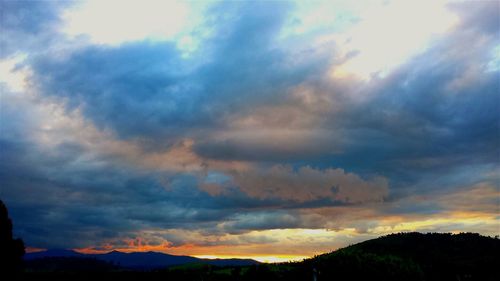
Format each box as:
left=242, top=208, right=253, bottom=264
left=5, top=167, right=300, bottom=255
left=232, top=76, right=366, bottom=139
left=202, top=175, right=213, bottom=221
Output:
left=0, top=1, right=73, bottom=58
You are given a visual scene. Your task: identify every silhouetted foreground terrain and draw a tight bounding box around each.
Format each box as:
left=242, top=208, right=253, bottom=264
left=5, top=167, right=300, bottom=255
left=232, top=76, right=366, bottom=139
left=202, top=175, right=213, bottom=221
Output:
left=11, top=232, right=500, bottom=281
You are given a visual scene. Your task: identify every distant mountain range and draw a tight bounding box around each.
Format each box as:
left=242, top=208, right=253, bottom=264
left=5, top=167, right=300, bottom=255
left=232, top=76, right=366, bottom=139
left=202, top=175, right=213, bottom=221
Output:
left=24, top=249, right=259, bottom=270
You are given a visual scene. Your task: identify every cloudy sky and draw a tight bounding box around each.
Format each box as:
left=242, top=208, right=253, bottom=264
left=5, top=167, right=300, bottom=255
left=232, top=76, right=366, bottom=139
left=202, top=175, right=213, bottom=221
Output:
left=0, top=0, right=498, bottom=262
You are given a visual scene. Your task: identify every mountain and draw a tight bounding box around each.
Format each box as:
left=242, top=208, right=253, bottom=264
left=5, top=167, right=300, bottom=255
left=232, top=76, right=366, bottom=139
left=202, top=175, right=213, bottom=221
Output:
left=92, top=251, right=200, bottom=269
left=24, top=249, right=259, bottom=270
left=24, top=249, right=84, bottom=259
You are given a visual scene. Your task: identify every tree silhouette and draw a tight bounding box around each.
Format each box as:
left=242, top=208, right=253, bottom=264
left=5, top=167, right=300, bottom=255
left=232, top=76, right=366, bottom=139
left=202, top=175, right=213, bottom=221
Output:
left=0, top=199, right=25, bottom=273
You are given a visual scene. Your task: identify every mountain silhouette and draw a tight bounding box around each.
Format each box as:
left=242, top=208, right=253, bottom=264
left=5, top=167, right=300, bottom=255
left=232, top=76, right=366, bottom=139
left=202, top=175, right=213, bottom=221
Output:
left=25, top=249, right=259, bottom=270
left=25, top=249, right=83, bottom=259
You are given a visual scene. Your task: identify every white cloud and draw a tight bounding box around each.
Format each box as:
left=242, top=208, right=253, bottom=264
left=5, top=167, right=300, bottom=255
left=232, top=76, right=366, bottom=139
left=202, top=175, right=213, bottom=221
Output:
left=331, top=0, right=458, bottom=80
left=0, top=54, right=29, bottom=92
left=62, top=0, right=194, bottom=45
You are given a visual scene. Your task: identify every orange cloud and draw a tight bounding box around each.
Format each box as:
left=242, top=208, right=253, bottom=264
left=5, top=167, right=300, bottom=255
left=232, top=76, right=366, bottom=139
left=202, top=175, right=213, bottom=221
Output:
left=208, top=165, right=389, bottom=203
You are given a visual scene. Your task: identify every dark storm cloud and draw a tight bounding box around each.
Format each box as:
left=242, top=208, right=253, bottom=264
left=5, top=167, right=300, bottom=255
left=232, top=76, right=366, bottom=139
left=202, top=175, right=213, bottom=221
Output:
left=193, top=0, right=500, bottom=192
left=192, top=2, right=499, bottom=175
left=29, top=1, right=323, bottom=147
left=0, top=90, right=234, bottom=248
left=322, top=2, right=499, bottom=184
left=0, top=139, right=224, bottom=248
left=31, top=41, right=196, bottom=142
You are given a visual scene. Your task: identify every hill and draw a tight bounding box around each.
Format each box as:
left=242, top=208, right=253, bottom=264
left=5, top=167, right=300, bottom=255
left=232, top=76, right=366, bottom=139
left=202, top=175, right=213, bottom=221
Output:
left=305, top=232, right=500, bottom=281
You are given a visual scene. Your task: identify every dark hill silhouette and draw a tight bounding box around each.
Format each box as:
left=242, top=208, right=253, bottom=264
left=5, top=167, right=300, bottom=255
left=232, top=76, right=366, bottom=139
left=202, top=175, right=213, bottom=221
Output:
left=303, top=232, right=500, bottom=281
left=0, top=200, right=25, bottom=274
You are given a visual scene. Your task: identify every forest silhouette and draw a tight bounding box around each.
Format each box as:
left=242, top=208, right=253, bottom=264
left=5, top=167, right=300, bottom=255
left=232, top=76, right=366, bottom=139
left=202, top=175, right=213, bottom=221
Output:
left=0, top=200, right=25, bottom=275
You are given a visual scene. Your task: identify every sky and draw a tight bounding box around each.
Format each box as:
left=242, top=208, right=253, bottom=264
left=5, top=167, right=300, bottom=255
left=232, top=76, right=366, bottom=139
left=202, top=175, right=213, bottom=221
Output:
left=0, top=0, right=499, bottom=262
